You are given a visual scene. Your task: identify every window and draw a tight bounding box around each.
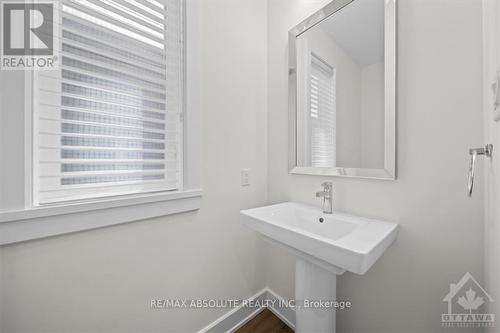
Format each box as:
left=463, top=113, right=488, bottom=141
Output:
left=309, top=53, right=336, bottom=168
left=34, top=0, right=183, bottom=204
left=0, top=0, right=200, bottom=245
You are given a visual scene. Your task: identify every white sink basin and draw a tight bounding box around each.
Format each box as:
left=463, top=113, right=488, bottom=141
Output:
left=240, top=202, right=398, bottom=275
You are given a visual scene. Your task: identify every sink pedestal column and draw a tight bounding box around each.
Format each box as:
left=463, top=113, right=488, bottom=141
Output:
left=295, top=257, right=343, bottom=333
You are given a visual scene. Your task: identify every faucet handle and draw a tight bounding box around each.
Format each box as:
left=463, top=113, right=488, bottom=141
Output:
left=321, top=182, right=333, bottom=190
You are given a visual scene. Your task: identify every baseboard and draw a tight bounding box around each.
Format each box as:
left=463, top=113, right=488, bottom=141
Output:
left=265, top=288, right=296, bottom=330
left=198, top=288, right=295, bottom=333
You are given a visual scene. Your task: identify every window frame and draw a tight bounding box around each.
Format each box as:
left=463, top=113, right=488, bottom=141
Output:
left=0, top=0, right=202, bottom=245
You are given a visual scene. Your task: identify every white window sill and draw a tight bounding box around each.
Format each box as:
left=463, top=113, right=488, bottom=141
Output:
left=0, top=190, right=202, bottom=245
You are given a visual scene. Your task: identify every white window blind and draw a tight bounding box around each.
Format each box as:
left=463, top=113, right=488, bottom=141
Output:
left=34, top=0, right=183, bottom=205
left=309, top=54, right=336, bottom=168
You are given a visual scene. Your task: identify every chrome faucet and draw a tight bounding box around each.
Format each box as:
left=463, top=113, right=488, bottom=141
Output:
left=316, top=182, right=333, bottom=214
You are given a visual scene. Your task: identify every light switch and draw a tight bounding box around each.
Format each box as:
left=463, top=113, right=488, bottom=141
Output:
left=241, top=169, right=250, bottom=186
left=492, top=69, right=500, bottom=121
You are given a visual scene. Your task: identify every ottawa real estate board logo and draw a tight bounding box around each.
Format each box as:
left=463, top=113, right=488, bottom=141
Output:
left=442, top=272, right=495, bottom=329
left=1, top=1, right=59, bottom=70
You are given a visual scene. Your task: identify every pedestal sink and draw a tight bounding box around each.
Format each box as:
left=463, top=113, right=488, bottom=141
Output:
left=240, top=202, right=398, bottom=333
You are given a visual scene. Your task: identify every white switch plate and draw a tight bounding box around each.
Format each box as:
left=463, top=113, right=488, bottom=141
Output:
left=492, top=69, right=500, bottom=121
left=241, top=169, right=250, bottom=186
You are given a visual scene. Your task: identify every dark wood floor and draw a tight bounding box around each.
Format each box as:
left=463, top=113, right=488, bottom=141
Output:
left=236, top=309, right=294, bottom=333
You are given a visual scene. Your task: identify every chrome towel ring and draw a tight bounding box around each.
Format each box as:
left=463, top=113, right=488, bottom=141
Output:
left=468, top=144, right=493, bottom=197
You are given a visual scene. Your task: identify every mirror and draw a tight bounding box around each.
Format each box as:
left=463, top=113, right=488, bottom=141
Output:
left=289, top=0, right=396, bottom=179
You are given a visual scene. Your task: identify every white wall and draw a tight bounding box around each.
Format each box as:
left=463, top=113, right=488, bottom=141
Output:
left=483, top=0, right=500, bottom=326
left=0, top=249, right=3, bottom=330
left=0, top=70, right=26, bottom=211
left=0, top=78, right=3, bottom=332
left=0, top=0, right=268, bottom=331
left=267, top=1, right=484, bottom=333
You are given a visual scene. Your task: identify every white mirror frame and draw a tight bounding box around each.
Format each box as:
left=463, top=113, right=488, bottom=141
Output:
left=288, top=0, right=397, bottom=180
